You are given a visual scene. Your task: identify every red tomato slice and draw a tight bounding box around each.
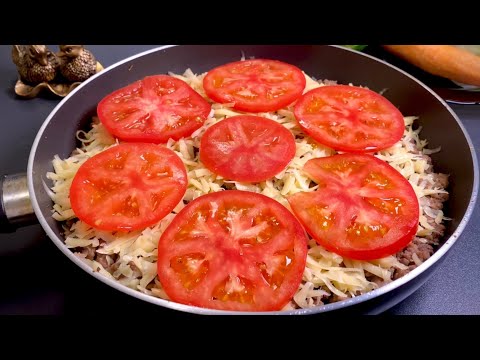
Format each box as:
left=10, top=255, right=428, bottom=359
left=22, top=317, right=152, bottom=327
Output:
left=199, top=115, right=296, bottom=182
left=97, top=75, right=211, bottom=144
left=203, top=59, right=306, bottom=112
left=293, top=85, right=405, bottom=152
left=70, top=143, right=187, bottom=232
left=157, top=190, right=308, bottom=312
left=287, top=153, right=419, bottom=260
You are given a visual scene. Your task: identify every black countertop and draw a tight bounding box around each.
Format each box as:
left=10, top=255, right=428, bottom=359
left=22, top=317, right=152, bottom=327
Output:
left=0, top=45, right=478, bottom=315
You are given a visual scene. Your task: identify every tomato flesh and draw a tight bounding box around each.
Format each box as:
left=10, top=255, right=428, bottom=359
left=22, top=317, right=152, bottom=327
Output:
left=157, top=190, right=308, bottom=311
left=97, top=75, right=211, bottom=144
left=203, top=59, right=306, bottom=112
left=199, top=115, right=296, bottom=182
left=293, top=85, right=405, bottom=152
left=287, top=153, right=419, bottom=260
left=70, top=143, right=188, bottom=232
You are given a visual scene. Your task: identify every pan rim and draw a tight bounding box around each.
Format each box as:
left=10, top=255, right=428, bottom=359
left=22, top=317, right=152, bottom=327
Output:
left=27, top=44, right=479, bottom=315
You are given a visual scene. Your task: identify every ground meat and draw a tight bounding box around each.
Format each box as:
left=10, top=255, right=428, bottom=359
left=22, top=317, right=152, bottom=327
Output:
left=368, top=275, right=388, bottom=287
left=430, top=192, right=449, bottom=203
left=78, top=246, right=96, bottom=260
left=322, top=79, right=338, bottom=86
left=329, top=294, right=349, bottom=303
left=390, top=147, right=449, bottom=281
left=95, top=253, right=110, bottom=269
left=109, top=262, right=120, bottom=274
left=93, top=253, right=119, bottom=272
left=424, top=171, right=449, bottom=206
left=128, top=261, right=141, bottom=276
left=294, top=294, right=328, bottom=308
left=394, top=237, right=435, bottom=279
left=424, top=195, right=448, bottom=210
left=424, top=223, right=446, bottom=244
left=432, top=173, right=449, bottom=189
left=393, top=265, right=417, bottom=279
left=419, top=198, right=448, bottom=246
left=406, top=138, right=423, bottom=155
left=421, top=154, right=433, bottom=168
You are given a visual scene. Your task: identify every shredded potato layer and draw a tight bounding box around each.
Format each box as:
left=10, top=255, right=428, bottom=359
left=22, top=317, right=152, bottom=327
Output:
left=47, top=68, right=449, bottom=310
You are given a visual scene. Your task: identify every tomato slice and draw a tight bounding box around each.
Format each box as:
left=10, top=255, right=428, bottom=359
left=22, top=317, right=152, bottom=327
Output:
left=203, top=59, right=306, bottom=112
left=157, top=190, right=308, bottom=311
left=70, top=143, right=188, bottom=232
left=199, top=115, right=296, bottom=182
left=97, top=75, right=211, bottom=144
left=287, top=154, right=419, bottom=260
left=293, top=85, right=405, bottom=152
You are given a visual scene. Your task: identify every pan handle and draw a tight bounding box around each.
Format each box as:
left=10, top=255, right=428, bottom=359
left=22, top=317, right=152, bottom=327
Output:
left=0, top=173, right=38, bottom=233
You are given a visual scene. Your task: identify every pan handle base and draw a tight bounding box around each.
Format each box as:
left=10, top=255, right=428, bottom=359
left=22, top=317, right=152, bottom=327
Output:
left=1, top=173, right=37, bottom=233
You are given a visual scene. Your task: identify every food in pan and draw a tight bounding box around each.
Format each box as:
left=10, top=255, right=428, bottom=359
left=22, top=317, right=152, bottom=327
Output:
left=47, top=58, right=449, bottom=311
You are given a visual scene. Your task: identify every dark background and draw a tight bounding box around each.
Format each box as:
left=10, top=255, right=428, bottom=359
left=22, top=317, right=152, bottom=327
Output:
left=0, top=45, right=478, bottom=315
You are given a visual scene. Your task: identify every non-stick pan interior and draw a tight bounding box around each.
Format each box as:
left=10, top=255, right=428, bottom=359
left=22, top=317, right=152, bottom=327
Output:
left=28, top=45, right=477, bottom=313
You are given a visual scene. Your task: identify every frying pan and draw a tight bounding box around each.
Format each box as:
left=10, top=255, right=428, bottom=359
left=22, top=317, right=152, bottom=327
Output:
left=0, top=45, right=478, bottom=314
